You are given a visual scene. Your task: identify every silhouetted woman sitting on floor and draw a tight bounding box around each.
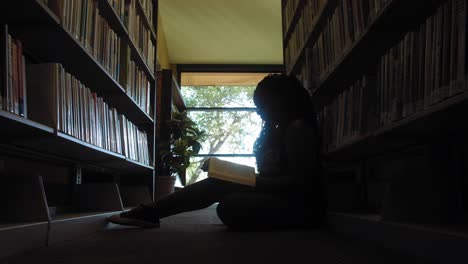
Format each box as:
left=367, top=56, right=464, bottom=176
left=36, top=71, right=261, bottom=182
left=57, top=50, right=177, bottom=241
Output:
left=108, top=74, right=327, bottom=230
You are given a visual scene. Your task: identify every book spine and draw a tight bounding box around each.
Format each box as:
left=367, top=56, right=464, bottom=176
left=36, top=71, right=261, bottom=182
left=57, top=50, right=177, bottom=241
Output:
left=0, top=25, right=7, bottom=111
left=21, top=55, right=27, bottom=118
left=8, top=35, right=14, bottom=114
left=455, top=0, right=466, bottom=90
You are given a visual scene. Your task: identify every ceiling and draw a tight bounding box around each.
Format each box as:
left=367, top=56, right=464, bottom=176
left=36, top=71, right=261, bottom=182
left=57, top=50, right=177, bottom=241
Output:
left=158, top=0, right=283, bottom=65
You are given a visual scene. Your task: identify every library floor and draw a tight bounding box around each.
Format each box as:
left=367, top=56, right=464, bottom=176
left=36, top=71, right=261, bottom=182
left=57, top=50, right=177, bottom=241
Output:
left=4, top=206, right=434, bottom=264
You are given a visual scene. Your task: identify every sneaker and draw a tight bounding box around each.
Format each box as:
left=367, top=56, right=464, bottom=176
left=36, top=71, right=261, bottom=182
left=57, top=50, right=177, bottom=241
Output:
left=107, top=204, right=160, bottom=228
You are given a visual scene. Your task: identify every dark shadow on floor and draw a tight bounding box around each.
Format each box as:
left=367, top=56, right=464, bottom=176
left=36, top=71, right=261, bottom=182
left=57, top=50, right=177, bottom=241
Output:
left=3, top=206, right=434, bottom=264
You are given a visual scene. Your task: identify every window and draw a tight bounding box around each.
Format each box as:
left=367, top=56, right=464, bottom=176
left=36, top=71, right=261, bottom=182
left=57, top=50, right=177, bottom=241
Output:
left=180, top=72, right=269, bottom=185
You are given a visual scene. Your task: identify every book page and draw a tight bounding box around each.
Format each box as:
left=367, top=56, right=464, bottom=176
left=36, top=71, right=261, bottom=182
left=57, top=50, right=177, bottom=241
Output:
left=208, top=158, right=256, bottom=186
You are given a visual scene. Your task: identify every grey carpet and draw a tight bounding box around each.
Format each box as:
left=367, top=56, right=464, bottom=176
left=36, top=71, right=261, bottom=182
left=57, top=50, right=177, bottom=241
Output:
left=3, top=206, right=433, bottom=264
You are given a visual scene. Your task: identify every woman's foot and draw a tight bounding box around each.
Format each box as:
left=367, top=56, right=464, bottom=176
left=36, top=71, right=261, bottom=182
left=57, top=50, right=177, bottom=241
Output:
left=107, top=204, right=160, bottom=228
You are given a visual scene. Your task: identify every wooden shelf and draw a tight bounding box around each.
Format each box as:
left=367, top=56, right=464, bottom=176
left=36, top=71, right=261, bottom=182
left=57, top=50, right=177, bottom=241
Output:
left=172, top=77, right=186, bottom=112
left=0, top=110, right=54, bottom=139
left=328, top=212, right=468, bottom=264
left=125, top=158, right=154, bottom=171
left=3, top=126, right=152, bottom=172
left=136, top=0, right=157, bottom=41
left=55, top=132, right=124, bottom=161
left=310, top=0, right=443, bottom=105
left=283, top=0, right=304, bottom=45
left=52, top=132, right=153, bottom=172
left=287, top=0, right=337, bottom=75
left=108, top=91, right=154, bottom=129
left=0, top=110, right=152, bottom=173
left=4, top=0, right=153, bottom=127
left=0, top=1, right=157, bottom=258
left=101, top=158, right=154, bottom=174
left=99, top=0, right=156, bottom=81
left=0, top=0, right=60, bottom=25
left=325, top=90, right=468, bottom=160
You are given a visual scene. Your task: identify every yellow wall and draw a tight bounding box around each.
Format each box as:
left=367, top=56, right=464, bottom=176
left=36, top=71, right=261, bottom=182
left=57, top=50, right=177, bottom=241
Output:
left=157, top=10, right=171, bottom=69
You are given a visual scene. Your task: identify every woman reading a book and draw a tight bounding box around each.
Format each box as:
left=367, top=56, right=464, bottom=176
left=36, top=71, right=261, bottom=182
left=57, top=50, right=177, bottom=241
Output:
left=108, top=74, right=327, bottom=230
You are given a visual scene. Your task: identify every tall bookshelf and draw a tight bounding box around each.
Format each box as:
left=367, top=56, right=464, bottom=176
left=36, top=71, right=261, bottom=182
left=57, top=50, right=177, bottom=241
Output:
left=283, top=0, right=468, bottom=262
left=155, top=69, right=186, bottom=189
left=0, top=0, right=158, bottom=258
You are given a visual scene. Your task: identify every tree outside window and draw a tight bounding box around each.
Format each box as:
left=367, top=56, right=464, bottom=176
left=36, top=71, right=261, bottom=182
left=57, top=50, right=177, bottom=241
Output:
left=181, top=85, right=262, bottom=185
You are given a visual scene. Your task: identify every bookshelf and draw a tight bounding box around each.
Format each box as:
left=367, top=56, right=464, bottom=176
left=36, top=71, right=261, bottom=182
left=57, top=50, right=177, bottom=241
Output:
left=155, top=69, right=186, bottom=188
left=172, top=74, right=186, bottom=112
left=283, top=0, right=468, bottom=261
left=0, top=0, right=158, bottom=258
left=285, top=0, right=337, bottom=75
left=309, top=0, right=442, bottom=105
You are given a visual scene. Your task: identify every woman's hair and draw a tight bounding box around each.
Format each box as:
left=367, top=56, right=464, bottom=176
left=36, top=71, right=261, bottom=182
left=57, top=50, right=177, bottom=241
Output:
left=253, top=74, right=318, bottom=171
left=253, top=73, right=314, bottom=122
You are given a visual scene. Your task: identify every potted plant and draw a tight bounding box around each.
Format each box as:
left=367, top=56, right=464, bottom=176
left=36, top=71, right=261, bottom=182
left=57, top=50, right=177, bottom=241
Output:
left=155, top=111, right=205, bottom=199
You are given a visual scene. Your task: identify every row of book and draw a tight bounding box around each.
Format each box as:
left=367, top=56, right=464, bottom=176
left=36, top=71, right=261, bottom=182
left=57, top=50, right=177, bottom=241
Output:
left=0, top=25, right=27, bottom=117
left=308, top=0, right=390, bottom=81
left=125, top=0, right=156, bottom=72
left=296, top=46, right=319, bottom=92
left=26, top=63, right=150, bottom=165
left=107, top=0, right=126, bottom=22
left=108, top=0, right=154, bottom=32
left=139, top=0, right=155, bottom=26
left=282, top=0, right=302, bottom=35
left=120, top=51, right=152, bottom=114
left=319, top=0, right=468, bottom=152
left=285, top=0, right=390, bottom=75
left=122, top=114, right=151, bottom=166
left=47, top=0, right=122, bottom=81
left=284, top=0, right=327, bottom=73
left=320, top=75, right=379, bottom=151
left=45, top=0, right=154, bottom=115
left=378, top=0, right=467, bottom=127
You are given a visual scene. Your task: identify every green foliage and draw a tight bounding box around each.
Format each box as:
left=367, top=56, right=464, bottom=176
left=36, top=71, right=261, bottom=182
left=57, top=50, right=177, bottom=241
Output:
left=183, top=85, right=256, bottom=108
left=158, top=111, right=206, bottom=176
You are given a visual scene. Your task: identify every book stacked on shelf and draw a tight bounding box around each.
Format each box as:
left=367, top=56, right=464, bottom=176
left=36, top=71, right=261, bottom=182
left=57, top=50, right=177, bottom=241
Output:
left=108, top=0, right=126, bottom=22
left=320, top=75, right=378, bottom=152
left=121, top=115, right=150, bottom=166
left=26, top=62, right=150, bottom=166
left=377, top=0, right=467, bottom=127
left=287, top=0, right=392, bottom=77
left=284, top=0, right=327, bottom=73
left=139, top=0, right=154, bottom=26
left=127, top=59, right=151, bottom=114
left=283, top=0, right=301, bottom=36
left=120, top=45, right=151, bottom=114
left=295, top=47, right=320, bottom=91
left=47, top=0, right=122, bottom=81
left=367, top=0, right=389, bottom=22
left=124, top=0, right=155, bottom=72
left=0, top=25, right=27, bottom=118
left=309, top=0, right=372, bottom=80
left=318, top=0, right=468, bottom=153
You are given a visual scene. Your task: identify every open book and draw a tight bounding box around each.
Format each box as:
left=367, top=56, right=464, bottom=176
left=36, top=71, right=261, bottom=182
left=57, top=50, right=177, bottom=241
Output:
left=207, top=158, right=256, bottom=186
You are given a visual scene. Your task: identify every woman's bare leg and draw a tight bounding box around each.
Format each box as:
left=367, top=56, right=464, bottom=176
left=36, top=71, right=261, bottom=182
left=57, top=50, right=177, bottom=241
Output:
left=149, top=177, right=254, bottom=218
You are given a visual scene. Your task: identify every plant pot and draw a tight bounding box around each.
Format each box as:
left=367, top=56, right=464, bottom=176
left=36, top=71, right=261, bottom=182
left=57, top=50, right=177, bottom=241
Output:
left=155, top=175, right=176, bottom=201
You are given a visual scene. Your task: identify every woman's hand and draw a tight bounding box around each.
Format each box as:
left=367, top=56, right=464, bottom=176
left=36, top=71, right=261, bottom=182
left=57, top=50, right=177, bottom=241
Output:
left=201, top=158, right=211, bottom=172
